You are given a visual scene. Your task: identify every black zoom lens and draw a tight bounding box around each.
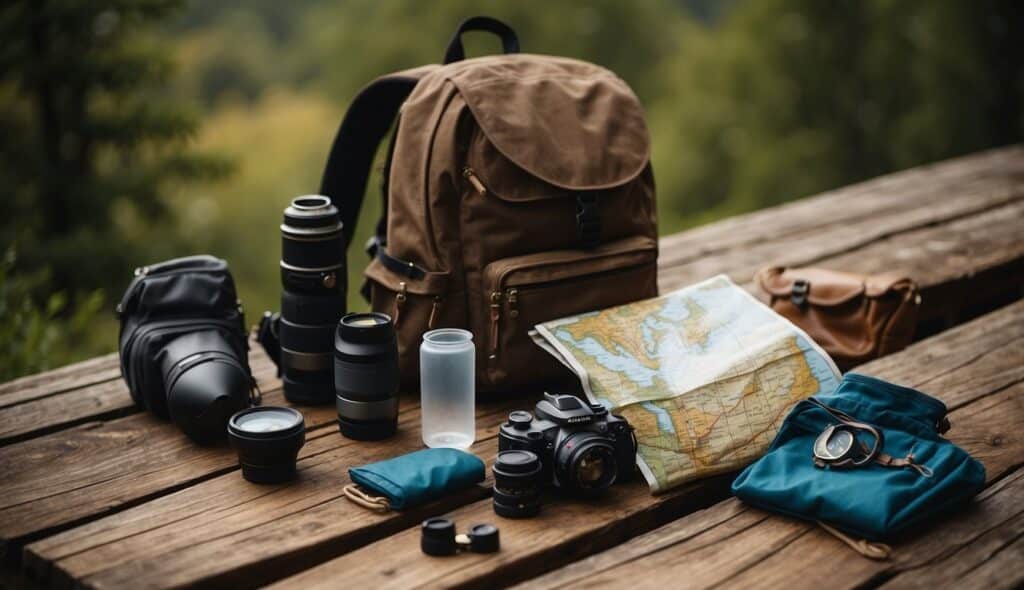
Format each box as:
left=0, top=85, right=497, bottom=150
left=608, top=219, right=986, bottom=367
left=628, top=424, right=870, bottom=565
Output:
left=555, top=432, right=619, bottom=495
left=335, top=312, right=399, bottom=440
left=278, top=195, right=346, bottom=405
left=492, top=450, right=543, bottom=518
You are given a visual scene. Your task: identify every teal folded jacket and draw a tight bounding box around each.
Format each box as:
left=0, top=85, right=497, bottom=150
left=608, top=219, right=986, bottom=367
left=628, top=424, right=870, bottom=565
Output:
left=349, top=447, right=485, bottom=510
left=732, top=373, right=985, bottom=540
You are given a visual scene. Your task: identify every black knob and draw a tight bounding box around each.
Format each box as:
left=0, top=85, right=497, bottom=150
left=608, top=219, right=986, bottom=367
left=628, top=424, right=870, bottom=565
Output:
left=468, top=523, right=500, bottom=553
left=421, top=517, right=457, bottom=556
left=508, top=410, right=533, bottom=430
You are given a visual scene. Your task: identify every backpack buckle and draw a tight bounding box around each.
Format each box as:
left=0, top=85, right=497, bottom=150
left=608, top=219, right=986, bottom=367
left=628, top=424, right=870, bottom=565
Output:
left=791, top=279, right=810, bottom=308
left=576, top=194, right=601, bottom=249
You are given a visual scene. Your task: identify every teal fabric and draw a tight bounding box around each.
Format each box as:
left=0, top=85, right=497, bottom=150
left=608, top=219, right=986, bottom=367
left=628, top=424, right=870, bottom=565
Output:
left=349, top=448, right=485, bottom=509
left=731, top=373, right=985, bottom=540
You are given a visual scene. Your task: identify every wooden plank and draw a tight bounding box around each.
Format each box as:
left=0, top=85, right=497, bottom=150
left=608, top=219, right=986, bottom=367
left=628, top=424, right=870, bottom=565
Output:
left=516, top=303, right=1024, bottom=590
left=3, top=146, right=1021, bottom=587
left=0, top=357, right=279, bottom=447
left=0, top=379, right=338, bottom=554
left=267, top=299, right=1024, bottom=590
left=657, top=145, right=1023, bottom=270
left=0, top=354, right=120, bottom=407
left=23, top=400, right=522, bottom=589
left=659, top=185, right=1024, bottom=318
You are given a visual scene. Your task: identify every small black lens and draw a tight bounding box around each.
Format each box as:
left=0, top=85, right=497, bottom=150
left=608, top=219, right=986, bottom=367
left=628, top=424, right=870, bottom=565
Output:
left=492, top=450, right=543, bottom=518
left=228, top=407, right=306, bottom=484
left=335, top=312, right=399, bottom=440
left=555, top=432, right=618, bottom=495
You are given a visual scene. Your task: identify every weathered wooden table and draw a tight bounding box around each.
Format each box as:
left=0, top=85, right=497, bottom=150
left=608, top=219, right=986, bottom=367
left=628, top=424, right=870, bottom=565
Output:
left=2, top=147, right=1022, bottom=589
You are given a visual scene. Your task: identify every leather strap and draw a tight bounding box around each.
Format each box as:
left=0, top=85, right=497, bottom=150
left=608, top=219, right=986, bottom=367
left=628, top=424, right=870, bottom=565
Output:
left=443, top=16, right=520, bottom=64
left=817, top=521, right=892, bottom=560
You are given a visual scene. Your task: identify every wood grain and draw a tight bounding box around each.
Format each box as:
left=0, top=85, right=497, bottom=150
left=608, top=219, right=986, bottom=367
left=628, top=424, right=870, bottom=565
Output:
left=2, top=146, right=1022, bottom=589
left=519, top=302, right=1024, bottom=590
left=23, top=400, right=522, bottom=589
left=3, top=146, right=1021, bottom=447
left=0, top=380, right=340, bottom=553
left=0, top=358, right=279, bottom=446
left=269, top=299, right=1024, bottom=590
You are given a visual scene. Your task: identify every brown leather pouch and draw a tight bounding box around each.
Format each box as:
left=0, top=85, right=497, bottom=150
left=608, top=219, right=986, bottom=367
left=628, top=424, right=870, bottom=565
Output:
left=756, top=267, right=921, bottom=371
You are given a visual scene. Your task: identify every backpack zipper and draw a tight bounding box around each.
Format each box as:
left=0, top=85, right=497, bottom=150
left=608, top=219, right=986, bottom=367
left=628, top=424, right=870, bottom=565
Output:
left=462, top=167, right=487, bottom=196
left=489, top=291, right=502, bottom=359
left=428, top=296, right=443, bottom=329
left=393, top=282, right=407, bottom=327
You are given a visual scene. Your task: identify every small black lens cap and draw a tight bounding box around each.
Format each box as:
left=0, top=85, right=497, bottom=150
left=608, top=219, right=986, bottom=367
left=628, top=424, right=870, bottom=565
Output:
left=468, top=523, right=500, bottom=553
left=494, top=449, right=541, bottom=475
left=421, top=517, right=457, bottom=556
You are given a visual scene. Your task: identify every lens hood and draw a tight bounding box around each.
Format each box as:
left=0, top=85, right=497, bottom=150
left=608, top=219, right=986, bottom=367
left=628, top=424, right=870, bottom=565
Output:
left=228, top=406, right=306, bottom=484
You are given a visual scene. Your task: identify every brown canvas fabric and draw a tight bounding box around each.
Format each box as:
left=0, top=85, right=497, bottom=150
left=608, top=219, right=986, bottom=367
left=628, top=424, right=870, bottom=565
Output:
left=362, top=53, right=658, bottom=391
left=756, top=267, right=920, bottom=371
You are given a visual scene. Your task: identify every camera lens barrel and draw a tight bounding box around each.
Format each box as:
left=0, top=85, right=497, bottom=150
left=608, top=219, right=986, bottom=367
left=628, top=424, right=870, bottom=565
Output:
left=228, top=407, right=306, bottom=484
left=492, top=450, right=543, bottom=518
left=159, top=330, right=253, bottom=444
left=278, top=195, right=346, bottom=405
left=555, top=432, right=619, bottom=495
left=335, top=312, right=400, bottom=440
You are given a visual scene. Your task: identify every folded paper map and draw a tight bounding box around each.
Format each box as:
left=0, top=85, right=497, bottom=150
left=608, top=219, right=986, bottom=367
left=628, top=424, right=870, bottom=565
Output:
left=531, top=274, right=841, bottom=493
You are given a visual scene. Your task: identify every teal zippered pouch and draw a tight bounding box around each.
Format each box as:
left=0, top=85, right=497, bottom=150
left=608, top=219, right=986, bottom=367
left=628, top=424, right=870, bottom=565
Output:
left=348, top=448, right=485, bottom=510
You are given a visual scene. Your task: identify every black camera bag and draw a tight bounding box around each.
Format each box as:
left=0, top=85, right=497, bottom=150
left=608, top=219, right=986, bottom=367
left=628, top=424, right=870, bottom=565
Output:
left=117, top=255, right=252, bottom=418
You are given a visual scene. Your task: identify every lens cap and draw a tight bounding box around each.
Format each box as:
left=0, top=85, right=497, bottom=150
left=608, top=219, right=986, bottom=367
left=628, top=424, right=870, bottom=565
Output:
left=467, top=523, right=500, bottom=553
left=421, top=517, right=457, bottom=556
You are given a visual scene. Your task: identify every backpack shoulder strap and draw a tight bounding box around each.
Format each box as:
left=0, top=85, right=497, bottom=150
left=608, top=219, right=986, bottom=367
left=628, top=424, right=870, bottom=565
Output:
left=319, top=64, right=438, bottom=251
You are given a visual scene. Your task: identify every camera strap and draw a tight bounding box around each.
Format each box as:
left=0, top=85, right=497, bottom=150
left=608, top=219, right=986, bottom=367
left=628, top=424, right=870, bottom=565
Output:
left=807, top=398, right=933, bottom=477
left=256, top=311, right=282, bottom=375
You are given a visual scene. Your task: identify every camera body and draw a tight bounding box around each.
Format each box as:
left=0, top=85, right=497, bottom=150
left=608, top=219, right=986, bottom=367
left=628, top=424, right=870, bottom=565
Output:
left=498, top=393, right=636, bottom=495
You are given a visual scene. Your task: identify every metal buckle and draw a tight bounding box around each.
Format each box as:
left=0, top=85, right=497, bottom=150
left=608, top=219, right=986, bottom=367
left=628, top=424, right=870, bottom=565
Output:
left=791, top=279, right=810, bottom=308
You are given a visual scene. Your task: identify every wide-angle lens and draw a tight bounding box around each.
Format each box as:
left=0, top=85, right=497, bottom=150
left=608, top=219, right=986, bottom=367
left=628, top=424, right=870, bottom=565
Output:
left=492, top=449, right=543, bottom=518
left=228, top=406, right=306, bottom=484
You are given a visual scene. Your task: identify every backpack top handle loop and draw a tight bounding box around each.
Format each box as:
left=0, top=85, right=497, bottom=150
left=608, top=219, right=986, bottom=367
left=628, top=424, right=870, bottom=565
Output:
left=443, top=16, right=520, bottom=65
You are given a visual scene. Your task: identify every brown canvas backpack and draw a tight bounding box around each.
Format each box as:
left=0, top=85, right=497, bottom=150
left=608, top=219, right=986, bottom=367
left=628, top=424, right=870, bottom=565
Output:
left=320, top=17, right=658, bottom=391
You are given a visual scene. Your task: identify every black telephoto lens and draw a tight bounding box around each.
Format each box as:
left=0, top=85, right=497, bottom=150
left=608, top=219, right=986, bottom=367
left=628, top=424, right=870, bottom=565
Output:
left=278, top=195, right=346, bottom=405
left=492, top=450, right=543, bottom=518
left=335, top=312, right=399, bottom=440
left=228, top=407, right=306, bottom=483
left=159, top=330, right=253, bottom=444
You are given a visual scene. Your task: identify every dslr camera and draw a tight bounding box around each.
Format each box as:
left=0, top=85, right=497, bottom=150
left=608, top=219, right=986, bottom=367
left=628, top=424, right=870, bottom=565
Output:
left=498, top=393, right=636, bottom=495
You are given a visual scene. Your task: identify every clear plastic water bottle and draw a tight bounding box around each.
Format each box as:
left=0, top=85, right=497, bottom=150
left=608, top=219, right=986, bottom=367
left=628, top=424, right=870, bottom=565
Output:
left=420, top=329, right=475, bottom=449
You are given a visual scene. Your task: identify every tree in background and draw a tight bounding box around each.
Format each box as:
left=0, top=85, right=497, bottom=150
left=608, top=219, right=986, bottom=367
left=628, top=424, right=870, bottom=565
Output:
left=0, top=0, right=230, bottom=373
left=651, top=0, right=1023, bottom=228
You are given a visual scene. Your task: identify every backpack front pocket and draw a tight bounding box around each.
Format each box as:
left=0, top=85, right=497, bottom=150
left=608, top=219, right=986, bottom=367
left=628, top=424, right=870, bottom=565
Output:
left=481, top=235, right=658, bottom=389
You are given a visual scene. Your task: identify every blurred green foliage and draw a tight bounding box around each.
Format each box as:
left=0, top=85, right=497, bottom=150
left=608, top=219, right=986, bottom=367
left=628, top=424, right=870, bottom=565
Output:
left=0, top=0, right=1020, bottom=379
